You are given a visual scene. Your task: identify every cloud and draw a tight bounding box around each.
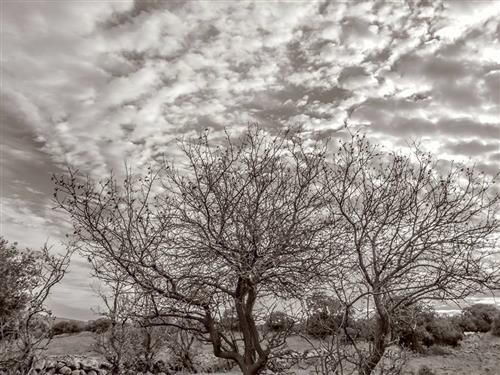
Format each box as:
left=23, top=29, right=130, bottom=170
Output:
left=2, top=0, right=500, bottom=318
left=444, top=140, right=500, bottom=156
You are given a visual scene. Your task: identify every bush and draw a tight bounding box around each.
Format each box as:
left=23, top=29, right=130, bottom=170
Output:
left=387, top=303, right=463, bottom=350
left=85, top=318, right=112, bottom=333
left=418, top=365, right=436, bottom=375
left=305, top=292, right=347, bottom=338
left=391, top=303, right=435, bottom=352
left=424, top=317, right=463, bottom=347
left=306, top=311, right=342, bottom=338
left=266, top=311, right=294, bottom=332
left=458, top=303, right=500, bottom=332
left=490, top=314, right=500, bottom=337
left=351, top=317, right=377, bottom=341
left=51, top=320, right=84, bottom=335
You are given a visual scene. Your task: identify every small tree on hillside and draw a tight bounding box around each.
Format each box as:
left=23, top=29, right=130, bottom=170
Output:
left=322, top=135, right=499, bottom=375
left=54, top=125, right=334, bottom=374
left=0, top=238, right=71, bottom=374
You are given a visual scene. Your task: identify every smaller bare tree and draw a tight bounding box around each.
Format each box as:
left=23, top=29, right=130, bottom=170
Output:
left=161, top=322, right=200, bottom=373
left=92, top=278, right=134, bottom=375
left=91, top=268, right=170, bottom=373
left=321, top=135, right=500, bottom=375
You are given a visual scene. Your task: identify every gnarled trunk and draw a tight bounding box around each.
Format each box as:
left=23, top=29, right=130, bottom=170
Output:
left=359, top=294, right=391, bottom=375
left=234, top=278, right=269, bottom=375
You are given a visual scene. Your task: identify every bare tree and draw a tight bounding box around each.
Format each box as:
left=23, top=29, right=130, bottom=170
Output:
left=321, top=135, right=500, bottom=375
left=0, top=238, right=71, bottom=374
left=92, top=278, right=134, bottom=375
left=54, top=125, right=333, bottom=374
left=162, top=323, right=200, bottom=373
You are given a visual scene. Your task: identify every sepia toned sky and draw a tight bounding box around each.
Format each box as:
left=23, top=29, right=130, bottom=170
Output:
left=1, top=0, right=499, bottom=319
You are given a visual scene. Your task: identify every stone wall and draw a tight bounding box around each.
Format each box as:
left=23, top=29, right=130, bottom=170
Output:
left=0, top=355, right=172, bottom=375
left=17, top=356, right=113, bottom=375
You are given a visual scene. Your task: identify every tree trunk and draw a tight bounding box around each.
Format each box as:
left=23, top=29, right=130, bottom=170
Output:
left=234, top=279, right=268, bottom=375
left=359, top=294, right=391, bottom=375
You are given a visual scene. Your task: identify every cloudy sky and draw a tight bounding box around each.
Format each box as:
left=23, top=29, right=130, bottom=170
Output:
left=1, top=0, right=499, bottom=319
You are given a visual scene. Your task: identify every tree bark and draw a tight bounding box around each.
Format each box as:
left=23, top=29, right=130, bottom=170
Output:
left=359, top=294, right=391, bottom=375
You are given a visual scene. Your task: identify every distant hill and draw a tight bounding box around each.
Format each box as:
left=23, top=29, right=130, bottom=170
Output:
left=53, top=317, right=86, bottom=324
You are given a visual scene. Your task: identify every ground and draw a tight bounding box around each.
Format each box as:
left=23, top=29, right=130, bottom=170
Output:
left=405, top=333, right=500, bottom=375
left=44, top=332, right=500, bottom=374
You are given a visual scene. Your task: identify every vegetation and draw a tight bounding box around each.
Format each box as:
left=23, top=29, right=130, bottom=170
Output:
left=424, top=317, right=464, bottom=347
left=491, top=314, right=500, bottom=337
left=418, top=365, right=437, bottom=375
left=265, top=311, right=294, bottom=332
left=0, top=238, right=71, bottom=374
left=321, top=135, right=499, bottom=375
left=457, top=303, right=500, bottom=333
left=304, top=292, right=347, bottom=338
left=0, top=125, right=491, bottom=375
left=86, top=317, right=112, bottom=333
left=54, top=126, right=331, bottom=375
left=51, top=320, right=85, bottom=335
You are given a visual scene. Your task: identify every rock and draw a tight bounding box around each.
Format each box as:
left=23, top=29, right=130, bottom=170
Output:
left=45, top=359, right=57, bottom=369
left=56, top=362, right=66, bottom=370
left=98, top=363, right=111, bottom=370
left=59, top=367, right=72, bottom=375
left=97, top=370, right=107, bottom=375
left=34, top=359, right=46, bottom=370
left=80, top=358, right=99, bottom=371
left=87, top=371, right=97, bottom=375
left=61, top=357, right=80, bottom=370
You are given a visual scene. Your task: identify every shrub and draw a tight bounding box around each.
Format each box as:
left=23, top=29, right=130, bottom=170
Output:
left=51, top=320, right=84, bottom=335
left=85, top=318, right=112, bottom=333
left=306, top=311, right=341, bottom=338
left=0, top=238, right=70, bottom=374
left=455, top=313, right=477, bottom=332
left=388, top=303, right=463, bottom=350
left=166, top=328, right=200, bottom=373
left=490, top=314, right=500, bottom=337
left=424, top=317, right=463, bottom=347
left=391, top=303, right=435, bottom=352
left=351, top=317, right=377, bottom=342
left=305, top=292, right=347, bottom=338
left=458, top=303, right=500, bottom=332
left=418, top=365, right=436, bottom=375
left=266, top=311, right=294, bottom=332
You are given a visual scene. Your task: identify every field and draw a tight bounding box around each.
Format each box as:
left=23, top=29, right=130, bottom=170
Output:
left=44, top=331, right=500, bottom=374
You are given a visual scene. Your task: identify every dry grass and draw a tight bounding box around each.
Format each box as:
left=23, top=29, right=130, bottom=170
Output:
left=45, top=331, right=101, bottom=357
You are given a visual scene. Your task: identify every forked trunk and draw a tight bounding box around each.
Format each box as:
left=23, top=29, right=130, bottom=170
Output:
left=234, top=279, right=269, bottom=375
left=359, top=294, right=391, bottom=375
